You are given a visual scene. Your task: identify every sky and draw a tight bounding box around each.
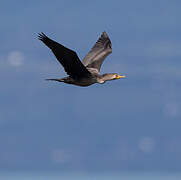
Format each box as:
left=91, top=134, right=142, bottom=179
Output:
left=0, top=0, right=181, bottom=173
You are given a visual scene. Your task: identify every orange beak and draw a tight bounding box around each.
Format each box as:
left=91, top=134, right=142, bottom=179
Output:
left=115, top=74, right=126, bottom=79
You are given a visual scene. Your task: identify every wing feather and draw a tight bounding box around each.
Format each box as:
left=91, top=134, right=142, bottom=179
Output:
left=38, top=33, right=91, bottom=78
left=82, top=32, right=112, bottom=72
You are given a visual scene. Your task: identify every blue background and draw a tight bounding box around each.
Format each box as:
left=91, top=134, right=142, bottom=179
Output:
left=0, top=0, right=181, bottom=173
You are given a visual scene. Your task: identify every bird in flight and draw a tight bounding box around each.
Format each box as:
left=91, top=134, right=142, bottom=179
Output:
left=38, top=32, right=125, bottom=87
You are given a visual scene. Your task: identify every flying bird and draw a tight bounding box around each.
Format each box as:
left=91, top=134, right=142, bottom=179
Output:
left=38, top=32, right=125, bottom=87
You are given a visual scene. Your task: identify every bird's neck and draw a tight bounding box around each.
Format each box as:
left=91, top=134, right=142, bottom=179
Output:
left=101, top=73, right=115, bottom=81
left=97, top=73, right=115, bottom=83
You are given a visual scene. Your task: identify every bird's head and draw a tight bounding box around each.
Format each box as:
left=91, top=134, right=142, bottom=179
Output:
left=100, top=73, right=126, bottom=83
left=112, top=73, right=126, bottom=80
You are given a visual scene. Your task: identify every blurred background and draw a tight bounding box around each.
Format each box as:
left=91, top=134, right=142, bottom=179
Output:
left=0, top=0, right=181, bottom=179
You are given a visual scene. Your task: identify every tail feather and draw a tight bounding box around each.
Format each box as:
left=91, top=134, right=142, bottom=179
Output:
left=45, top=78, right=64, bottom=82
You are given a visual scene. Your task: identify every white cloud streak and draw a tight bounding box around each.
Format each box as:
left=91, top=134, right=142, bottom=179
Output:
left=51, top=149, right=70, bottom=164
left=7, top=51, right=24, bottom=67
left=138, top=137, right=155, bottom=153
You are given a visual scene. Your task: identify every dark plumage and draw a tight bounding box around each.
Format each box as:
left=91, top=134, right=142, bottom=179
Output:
left=38, top=32, right=125, bottom=86
left=38, top=33, right=91, bottom=79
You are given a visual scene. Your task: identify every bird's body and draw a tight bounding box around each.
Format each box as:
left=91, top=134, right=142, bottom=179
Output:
left=38, top=32, right=125, bottom=87
left=47, top=76, right=97, bottom=87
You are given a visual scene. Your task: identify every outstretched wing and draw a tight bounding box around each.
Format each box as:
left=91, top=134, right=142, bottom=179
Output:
left=82, top=32, right=112, bottom=72
left=38, top=33, right=91, bottom=79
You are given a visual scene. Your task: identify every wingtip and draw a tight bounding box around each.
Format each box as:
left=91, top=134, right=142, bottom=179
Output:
left=102, top=31, right=108, bottom=37
left=38, top=32, right=47, bottom=40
